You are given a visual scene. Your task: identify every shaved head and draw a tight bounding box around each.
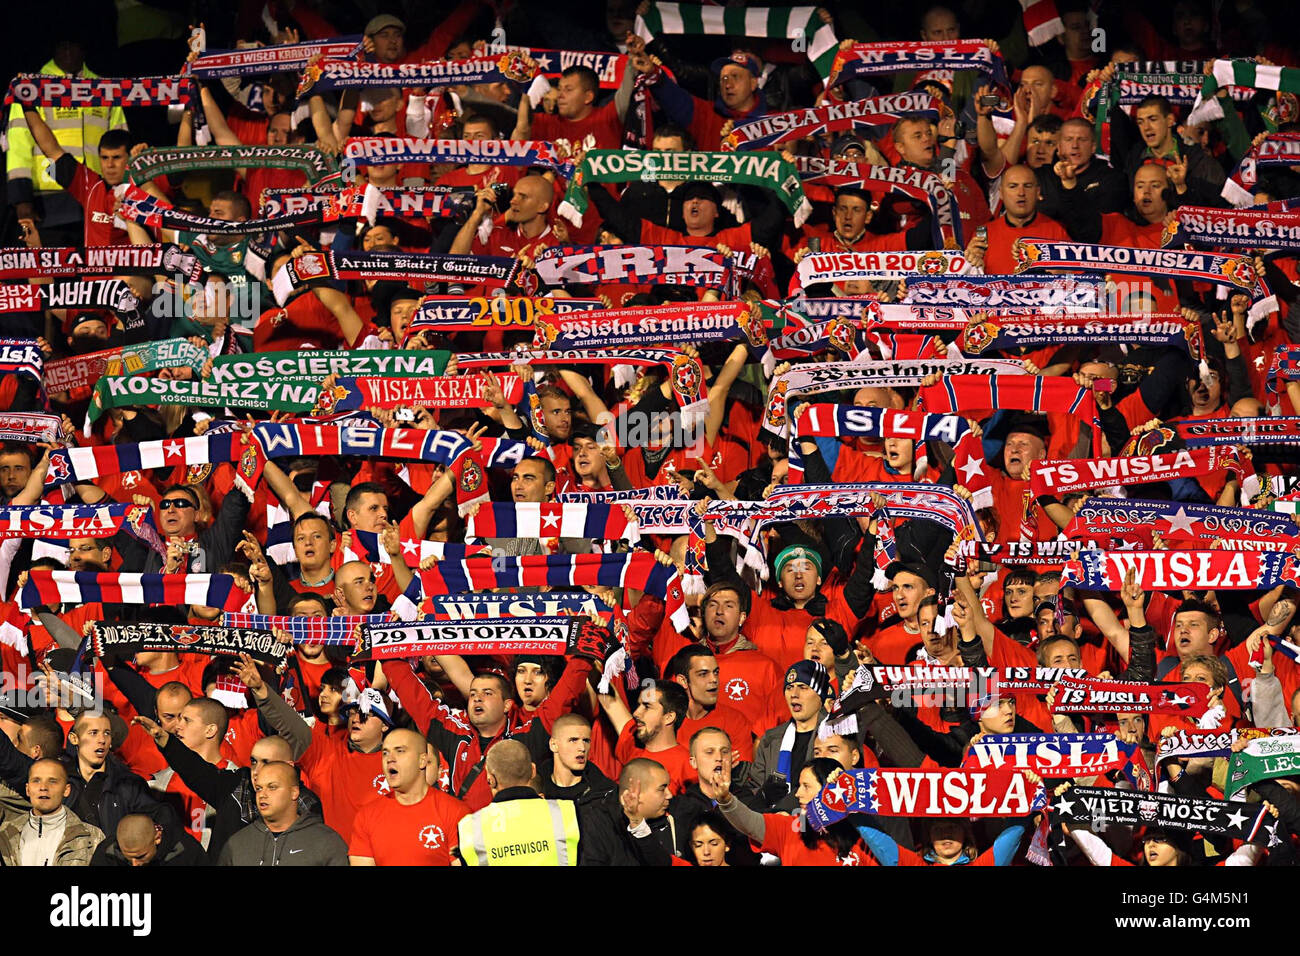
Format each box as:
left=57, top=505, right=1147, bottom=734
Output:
left=485, top=739, right=534, bottom=790
left=116, top=814, right=157, bottom=851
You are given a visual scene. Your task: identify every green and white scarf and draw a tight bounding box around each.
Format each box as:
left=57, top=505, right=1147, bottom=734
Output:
left=560, top=149, right=811, bottom=226
left=89, top=374, right=324, bottom=422
left=1225, top=733, right=1300, bottom=799
left=1189, top=59, right=1300, bottom=125
left=128, top=145, right=336, bottom=186
left=635, top=3, right=838, bottom=82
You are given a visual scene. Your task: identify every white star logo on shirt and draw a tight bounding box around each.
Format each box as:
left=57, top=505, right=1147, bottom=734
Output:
left=120, top=471, right=140, bottom=489
left=958, top=455, right=985, bottom=483
left=419, top=824, right=445, bottom=849
left=840, top=852, right=859, bottom=866
left=1225, top=808, right=1249, bottom=830
left=1163, top=507, right=1197, bottom=537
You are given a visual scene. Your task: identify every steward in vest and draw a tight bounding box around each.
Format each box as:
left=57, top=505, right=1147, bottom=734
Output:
left=456, top=740, right=580, bottom=866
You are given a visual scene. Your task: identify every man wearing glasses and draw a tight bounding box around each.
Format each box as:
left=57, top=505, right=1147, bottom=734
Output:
left=116, top=485, right=250, bottom=575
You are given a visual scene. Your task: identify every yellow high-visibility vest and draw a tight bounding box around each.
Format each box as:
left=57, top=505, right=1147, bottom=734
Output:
left=458, top=797, right=580, bottom=866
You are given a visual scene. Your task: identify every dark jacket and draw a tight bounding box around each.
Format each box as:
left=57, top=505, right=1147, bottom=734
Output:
left=538, top=760, right=616, bottom=805
left=0, top=731, right=173, bottom=837
left=156, top=733, right=323, bottom=860
left=89, top=817, right=208, bottom=866
left=216, top=813, right=349, bottom=866
left=1037, top=158, right=1128, bottom=224
left=115, top=483, right=250, bottom=574
left=576, top=789, right=675, bottom=866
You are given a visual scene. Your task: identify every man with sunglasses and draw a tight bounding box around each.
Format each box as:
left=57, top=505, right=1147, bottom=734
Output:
left=115, top=484, right=249, bottom=575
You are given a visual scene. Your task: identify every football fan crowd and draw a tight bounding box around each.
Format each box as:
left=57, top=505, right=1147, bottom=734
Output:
left=2, top=0, right=1300, bottom=870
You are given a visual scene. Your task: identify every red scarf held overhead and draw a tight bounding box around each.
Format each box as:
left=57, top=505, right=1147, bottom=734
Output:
left=1029, top=446, right=1246, bottom=498
left=917, top=374, right=1100, bottom=455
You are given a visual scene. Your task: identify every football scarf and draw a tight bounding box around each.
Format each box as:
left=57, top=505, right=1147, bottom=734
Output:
left=559, top=486, right=687, bottom=503
left=1083, top=62, right=1244, bottom=137
left=1060, top=548, right=1300, bottom=592
left=1020, top=0, right=1064, bottom=45
left=826, top=41, right=1011, bottom=94
left=89, top=622, right=286, bottom=666
left=425, top=592, right=612, bottom=621
left=1222, top=134, right=1300, bottom=206
left=127, top=145, right=335, bottom=186
left=770, top=297, right=876, bottom=321
left=89, top=374, right=325, bottom=423
left=343, top=532, right=480, bottom=569
left=1166, top=204, right=1300, bottom=252
left=559, top=150, right=811, bottom=227
left=533, top=244, right=735, bottom=291
left=1225, top=733, right=1300, bottom=798
left=1029, top=447, right=1247, bottom=497
left=0, top=245, right=202, bottom=282
left=20, top=571, right=250, bottom=611
left=259, top=184, right=473, bottom=220
left=0, top=339, right=42, bottom=382
left=182, top=37, right=363, bottom=78
left=794, top=250, right=967, bottom=292
left=406, top=295, right=601, bottom=335
left=724, top=92, right=937, bottom=151
left=1048, top=675, right=1210, bottom=716
left=962, top=733, right=1135, bottom=776
left=44, top=338, right=208, bottom=394
left=1189, top=58, right=1300, bottom=125
left=761, top=357, right=1025, bottom=438
left=0, top=502, right=163, bottom=554
left=297, top=53, right=538, bottom=96
left=764, top=482, right=980, bottom=541
left=805, top=767, right=1043, bottom=831
left=342, top=136, right=572, bottom=176
left=467, top=503, right=639, bottom=543
left=455, top=348, right=707, bottom=413
left=1179, top=416, right=1300, bottom=447
left=415, top=552, right=688, bottom=630
left=116, top=182, right=346, bottom=236
left=1155, top=727, right=1239, bottom=768
left=1011, top=238, right=1275, bottom=319
left=0, top=412, right=61, bottom=442
left=634, top=3, right=838, bottom=82
left=1051, top=786, right=1275, bottom=844
left=789, top=404, right=970, bottom=482
left=44, top=431, right=266, bottom=500
left=324, top=374, right=523, bottom=412
left=273, top=249, right=520, bottom=298
left=918, top=374, right=1101, bottom=450
left=209, top=349, right=449, bottom=384
left=531, top=301, right=765, bottom=351
left=249, top=421, right=531, bottom=474
left=2, top=278, right=140, bottom=317
left=957, top=312, right=1202, bottom=359
left=355, top=617, right=579, bottom=660
left=5, top=74, right=194, bottom=110
left=904, top=274, right=1104, bottom=309
left=221, top=612, right=382, bottom=645
left=1066, top=497, right=1298, bottom=547
left=791, top=157, right=962, bottom=249
left=1268, top=346, right=1300, bottom=397
left=504, top=46, right=630, bottom=89
left=766, top=316, right=871, bottom=361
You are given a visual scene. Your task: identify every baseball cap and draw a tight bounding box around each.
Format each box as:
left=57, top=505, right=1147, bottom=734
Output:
left=830, top=134, right=867, bottom=156
left=785, top=660, right=833, bottom=700
left=775, top=544, right=823, bottom=579
left=365, top=14, right=406, bottom=35
left=342, top=687, right=395, bottom=728
left=886, top=559, right=938, bottom=591
left=808, top=618, right=849, bottom=656
left=710, top=51, right=762, bottom=77
left=678, top=181, right=723, bottom=206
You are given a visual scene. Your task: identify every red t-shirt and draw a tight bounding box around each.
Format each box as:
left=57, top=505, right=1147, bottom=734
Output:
left=614, top=722, right=692, bottom=794
left=678, top=703, right=756, bottom=762
left=297, top=720, right=389, bottom=844
left=68, top=163, right=128, bottom=246
left=532, top=101, right=624, bottom=150
left=348, top=786, right=470, bottom=865
left=983, top=212, right=1072, bottom=275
